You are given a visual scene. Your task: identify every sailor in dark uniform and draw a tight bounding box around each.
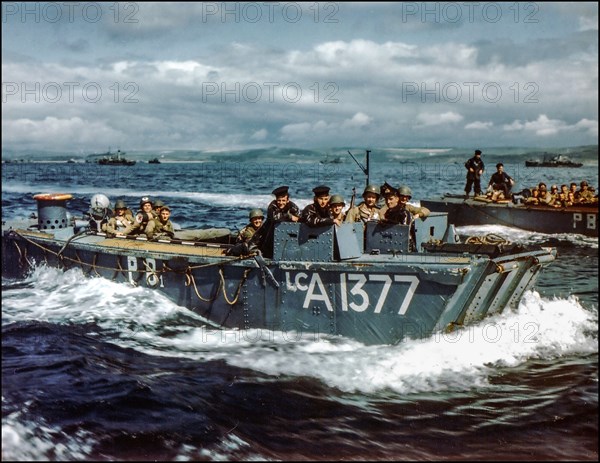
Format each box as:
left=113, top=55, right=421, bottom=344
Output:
left=464, top=149, right=485, bottom=198
left=379, top=186, right=412, bottom=225
left=300, top=185, right=342, bottom=227
left=243, top=186, right=301, bottom=257
left=267, top=185, right=301, bottom=223
left=379, top=186, right=416, bottom=251
left=487, top=163, right=515, bottom=200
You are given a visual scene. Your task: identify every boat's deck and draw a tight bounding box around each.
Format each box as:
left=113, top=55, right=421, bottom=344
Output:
left=426, top=194, right=598, bottom=212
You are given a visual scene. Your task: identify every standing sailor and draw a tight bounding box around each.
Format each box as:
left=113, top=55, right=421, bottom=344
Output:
left=464, top=149, right=485, bottom=198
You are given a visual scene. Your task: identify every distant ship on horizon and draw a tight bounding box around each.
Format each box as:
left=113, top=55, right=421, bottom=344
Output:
left=525, top=153, right=583, bottom=168
left=96, top=149, right=136, bottom=166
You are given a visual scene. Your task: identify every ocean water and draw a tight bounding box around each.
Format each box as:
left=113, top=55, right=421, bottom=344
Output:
left=2, top=150, right=598, bottom=461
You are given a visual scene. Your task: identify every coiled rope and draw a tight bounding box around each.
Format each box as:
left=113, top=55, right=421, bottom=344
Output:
left=10, top=230, right=256, bottom=306
left=464, top=233, right=510, bottom=245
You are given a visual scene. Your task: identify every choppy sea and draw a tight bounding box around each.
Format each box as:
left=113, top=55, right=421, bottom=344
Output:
left=2, top=148, right=598, bottom=460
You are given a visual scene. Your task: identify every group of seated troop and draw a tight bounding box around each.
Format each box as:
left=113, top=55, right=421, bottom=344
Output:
left=483, top=163, right=597, bottom=207
left=100, top=183, right=431, bottom=245
left=236, top=183, right=430, bottom=244
left=522, top=181, right=598, bottom=207
left=102, top=196, right=174, bottom=239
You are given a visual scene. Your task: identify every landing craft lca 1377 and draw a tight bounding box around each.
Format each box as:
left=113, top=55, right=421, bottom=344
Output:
left=2, top=152, right=557, bottom=345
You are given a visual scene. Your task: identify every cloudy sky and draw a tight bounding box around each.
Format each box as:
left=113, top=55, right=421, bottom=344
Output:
left=2, top=2, right=598, bottom=153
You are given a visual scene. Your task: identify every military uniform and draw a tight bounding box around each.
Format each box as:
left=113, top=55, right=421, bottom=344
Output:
left=488, top=171, right=514, bottom=197
left=578, top=190, right=595, bottom=203
left=464, top=151, right=485, bottom=196
left=301, top=203, right=335, bottom=227
left=123, top=197, right=155, bottom=236
left=301, top=186, right=335, bottom=227
left=267, top=200, right=301, bottom=222
left=328, top=195, right=346, bottom=222
left=345, top=201, right=380, bottom=223
left=104, top=213, right=134, bottom=236
left=145, top=216, right=174, bottom=240
left=537, top=189, right=553, bottom=206
left=378, top=205, right=412, bottom=225
left=103, top=199, right=134, bottom=236
left=237, top=224, right=258, bottom=243
left=237, top=210, right=264, bottom=243
left=123, top=210, right=155, bottom=235
left=576, top=183, right=595, bottom=204
left=380, top=185, right=430, bottom=221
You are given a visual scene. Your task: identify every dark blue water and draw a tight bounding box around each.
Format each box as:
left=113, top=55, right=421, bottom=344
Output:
left=2, top=149, right=598, bottom=460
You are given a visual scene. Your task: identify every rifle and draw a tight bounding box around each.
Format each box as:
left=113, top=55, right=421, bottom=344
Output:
left=349, top=186, right=356, bottom=211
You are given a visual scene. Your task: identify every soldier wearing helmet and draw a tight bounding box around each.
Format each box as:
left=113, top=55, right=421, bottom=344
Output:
left=88, top=193, right=112, bottom=233
left=122, top=196, right=155, bottom=236
left=345, top=184, right=381, bottom=223
left=576, top=180, right=595, bottom=204
left=145, top=205, right=175, bottom=240
left=153, top=199, right=165, bottom=216
left=379, top=185, right=411, bottom=226
left=237, top=209, right=265, bottom=243
left=104, top=199, right=134, bottom=237
left=328, top=195, right=346, bottom=222
left=396, top=185, right=430, bottom=220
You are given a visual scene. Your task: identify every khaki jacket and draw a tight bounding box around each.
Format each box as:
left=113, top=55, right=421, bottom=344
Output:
left=344, top=202, right=380, bottom=223
left=237, top=224, right=259, bottom=243
left=103, top=213, right=134, bottom=236
left=145, top=218, right=175, bottom=240
left=379, top=203, right=430, bottom=220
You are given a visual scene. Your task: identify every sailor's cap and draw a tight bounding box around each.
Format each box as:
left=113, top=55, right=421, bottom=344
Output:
left=272, top=185, right=289, bottom=197
left=312, top=185, right=331, bottom=196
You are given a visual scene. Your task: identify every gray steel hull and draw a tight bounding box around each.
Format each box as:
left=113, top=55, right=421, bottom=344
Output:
left=2, top=218, right=556, bottom=346
left=421, top=195, right=598, bottom=237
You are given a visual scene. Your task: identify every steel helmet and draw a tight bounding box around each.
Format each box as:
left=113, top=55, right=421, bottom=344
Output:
left=153, top=199, right=165, bottom=208
left=363, top=184, right=380, bottom=197
left=397, top=185, right=412, bottom=198
left=114, top=199, right=127, bottom=209
left=90, top=193, right=110, bottom=209
left=329, top=194, right=345, bottom=206
left=249, top=209, right=264, bottom=219
left=139, top=196, right=153, bottom=207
